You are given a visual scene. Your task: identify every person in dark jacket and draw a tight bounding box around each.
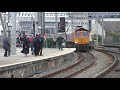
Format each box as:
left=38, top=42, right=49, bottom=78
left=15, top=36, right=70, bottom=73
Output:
left=3, top=37, right=10, bottom=57
left=33, top=34, right=40, bottom=56
left=29, top=35, right=34, bottom=51
left=56, top=35, right=64, bottom=50
left=21, top=35, right=30, bottom=57
left=38, top=34, right=44, bottom=56
left=31, top=36, right=35, bottom=55
left=53, top=39, right=56, bottom=48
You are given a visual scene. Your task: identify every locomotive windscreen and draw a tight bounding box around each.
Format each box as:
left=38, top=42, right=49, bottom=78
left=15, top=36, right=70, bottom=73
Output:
left=81, top=31, right=89, bottom=37
left=75, top=31, right=80, bottom=37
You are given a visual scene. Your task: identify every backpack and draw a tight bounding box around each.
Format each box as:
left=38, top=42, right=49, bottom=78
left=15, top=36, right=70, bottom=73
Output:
left=39, top=38, right=41, bottom=42
left=39, top=37, right=44, bottom=43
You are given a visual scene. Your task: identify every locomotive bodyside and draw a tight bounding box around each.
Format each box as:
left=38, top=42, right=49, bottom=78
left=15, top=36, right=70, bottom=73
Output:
left=66, top=31, right=74, bottom=47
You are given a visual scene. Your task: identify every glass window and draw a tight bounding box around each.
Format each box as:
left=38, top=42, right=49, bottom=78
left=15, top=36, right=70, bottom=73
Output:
left=75, top=31, right=80, bottom=37
left=82, top=32, right=89, bottom=37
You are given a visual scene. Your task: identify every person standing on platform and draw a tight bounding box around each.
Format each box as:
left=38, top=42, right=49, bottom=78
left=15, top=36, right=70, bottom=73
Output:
left=29, top=35, right=34, bottom=51
left=33, top=34, right=40, bottom=56
left=21, top=35, right=30, bottom=57
left=32, top=35, right=36, bottom=56
left=53, top=39, right=56, bottom=48
left=3, top=37, right=11, bottom=57
left=56, top=35, right=64, bottom=50
left=17, top=36, right=21, bottom=48
left=31, top=36, right=35, bottom=55
left=20, top=35, right=24, bottom=47
left=38, top=34, right=44, bottom=56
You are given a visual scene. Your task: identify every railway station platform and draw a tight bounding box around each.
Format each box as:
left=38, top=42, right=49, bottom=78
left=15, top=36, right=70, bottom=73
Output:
left=0, top=48, right=76, bottom=78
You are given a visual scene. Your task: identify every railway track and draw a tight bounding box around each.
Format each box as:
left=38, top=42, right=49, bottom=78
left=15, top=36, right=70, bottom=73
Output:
left=29, top=52, right=83, bottom=78
left=29, top=52, right=95, bottom=78
left=51, top=52, right=95, bottom=78
left=92, top=49, right=118, bottom=78
left=72, top=50, right=117, bottom=78
left=29, top=53, right=95, bottom=78
left=64, top=52, right=95, bottom=78
left=96, top=47, right=120, bottom=78
left=29, top=49, right=117, bottom=78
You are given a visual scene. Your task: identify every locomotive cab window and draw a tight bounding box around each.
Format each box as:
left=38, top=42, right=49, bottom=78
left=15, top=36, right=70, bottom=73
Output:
left=75, top=31, right=80, bottom=37
left=82, top=31, right=89, bottom=37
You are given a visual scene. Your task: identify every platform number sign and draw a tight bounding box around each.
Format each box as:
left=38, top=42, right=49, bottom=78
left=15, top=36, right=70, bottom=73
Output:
left=58, top=17, right=65, bottom=32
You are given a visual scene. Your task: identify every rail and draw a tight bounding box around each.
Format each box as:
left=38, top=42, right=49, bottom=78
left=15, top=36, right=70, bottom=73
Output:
left=92, top=49, right=118, bottom=78
left=65, top=52, right=95, bottom=78
left=38, top=52, right=95, bottom=78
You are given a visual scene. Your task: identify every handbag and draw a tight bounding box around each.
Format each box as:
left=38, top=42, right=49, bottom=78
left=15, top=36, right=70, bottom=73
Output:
left=21, top=49, right=24, bottom=53
left=62, top=42, right=65, bottom=47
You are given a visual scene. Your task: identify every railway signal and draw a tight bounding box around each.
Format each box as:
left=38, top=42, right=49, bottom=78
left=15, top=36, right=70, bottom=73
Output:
left=58, top=17, right=65, bottom=33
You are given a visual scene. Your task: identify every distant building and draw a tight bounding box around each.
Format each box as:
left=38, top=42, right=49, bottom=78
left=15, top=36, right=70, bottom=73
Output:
left=67, top=12, right=89, bottom=31
left=1, top=12, right=120, bottom=37
left=16, top=12, right=69, bottom=38
left=103, top=18, right=120, bottom=32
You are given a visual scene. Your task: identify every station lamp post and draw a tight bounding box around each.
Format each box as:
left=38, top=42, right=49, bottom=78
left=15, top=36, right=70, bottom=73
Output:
left=35, top=12, right=38, bottom=36
left=7, top=12, right=11, bottom=42
left=55, top=12, right=58, bottom=40
left=10, top=12, right=16, bottom=55
left=101, top=15, right=104, bottom=46
left=33, top=20, right=35, bottom=37
left=31, top=16, right=35, bottom=37
left=96, top=16, right=99, bottom=48
left=41, top=12, right=45, bottom=35
left=7, top=21, right=12, bottom=43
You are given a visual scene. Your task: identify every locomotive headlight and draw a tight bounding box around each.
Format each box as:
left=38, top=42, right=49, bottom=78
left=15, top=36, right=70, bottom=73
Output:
left=75, top=40, right=78, bottom=43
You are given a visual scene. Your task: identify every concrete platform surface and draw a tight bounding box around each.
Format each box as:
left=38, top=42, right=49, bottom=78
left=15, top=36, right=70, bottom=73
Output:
left=0, top=48, right=76, bottom=68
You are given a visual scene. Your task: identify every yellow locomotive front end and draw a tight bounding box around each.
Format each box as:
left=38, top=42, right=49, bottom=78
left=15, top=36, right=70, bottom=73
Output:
left=74, top=28, right=90, bottom=51
left=74, top=37, right=89, bottom=45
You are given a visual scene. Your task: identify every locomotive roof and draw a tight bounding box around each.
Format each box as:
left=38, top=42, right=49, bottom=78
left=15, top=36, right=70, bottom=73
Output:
left=75, top=28, right=89, bottom=32
left=66, top=30, right=73, bottom=34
